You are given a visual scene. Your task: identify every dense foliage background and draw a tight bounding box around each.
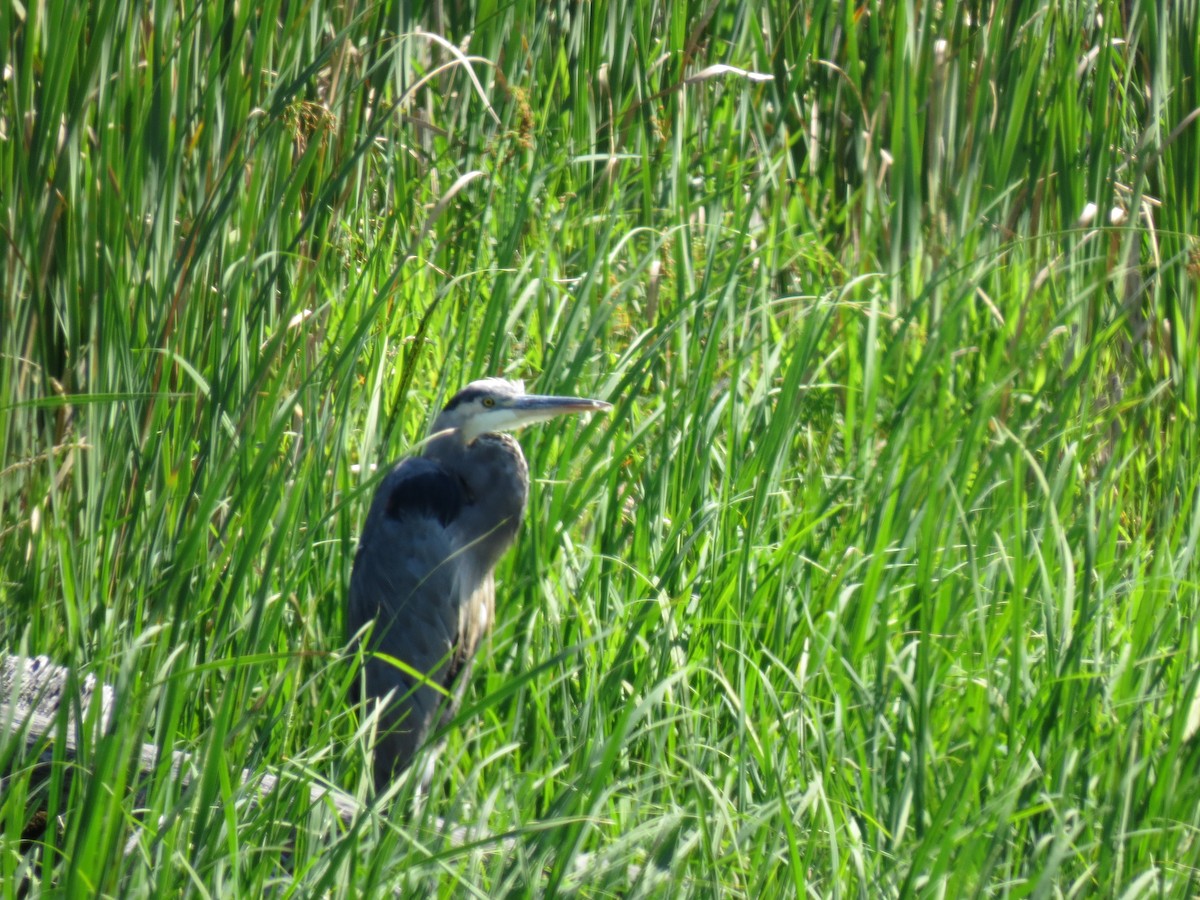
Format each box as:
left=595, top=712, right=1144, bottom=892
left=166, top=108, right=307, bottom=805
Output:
left=2, top=0, right=1198, bottom=895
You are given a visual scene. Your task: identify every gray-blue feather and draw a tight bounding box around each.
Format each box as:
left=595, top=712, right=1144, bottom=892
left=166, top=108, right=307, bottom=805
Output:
left=347, top=457, right=480, bottom=789
left=347, top=377, right=609, bottom=790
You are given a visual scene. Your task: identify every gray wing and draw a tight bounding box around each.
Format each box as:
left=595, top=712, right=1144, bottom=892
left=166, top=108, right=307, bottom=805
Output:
left=347, top=457, right=470, bottom=787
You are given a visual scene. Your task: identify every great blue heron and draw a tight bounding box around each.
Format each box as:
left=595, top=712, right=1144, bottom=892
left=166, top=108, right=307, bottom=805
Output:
left=347, top=377, right=611, bottom=790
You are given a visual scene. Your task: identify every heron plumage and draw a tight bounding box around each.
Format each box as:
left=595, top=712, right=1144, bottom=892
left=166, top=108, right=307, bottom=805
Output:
left=348, top=378, right=609, bottom=790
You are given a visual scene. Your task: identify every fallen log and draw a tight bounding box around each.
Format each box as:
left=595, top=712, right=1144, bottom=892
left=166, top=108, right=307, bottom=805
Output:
left=1, top=653, right=362, bottom=824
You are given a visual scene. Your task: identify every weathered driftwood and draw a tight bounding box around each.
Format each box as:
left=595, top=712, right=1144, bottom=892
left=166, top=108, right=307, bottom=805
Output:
left=2, top=652, right=515, bottom=873
left=1, top=653, right=362, bottom=824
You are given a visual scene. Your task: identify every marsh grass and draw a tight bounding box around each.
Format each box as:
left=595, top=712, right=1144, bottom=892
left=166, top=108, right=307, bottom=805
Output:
left=2, top=0, right=1198, bottom=895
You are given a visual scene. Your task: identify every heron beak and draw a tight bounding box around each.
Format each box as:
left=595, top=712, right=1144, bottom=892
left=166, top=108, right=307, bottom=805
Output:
left=506, top=393, right=613, bottom=429
left=456, top=392, right=611, bottom=442
left=456, top=393, right=609, bottom=441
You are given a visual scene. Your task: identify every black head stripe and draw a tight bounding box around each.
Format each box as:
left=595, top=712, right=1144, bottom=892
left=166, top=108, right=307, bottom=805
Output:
left=442, top=379, right=520, bottom=413
left=442, top=386, right=486, bottom=412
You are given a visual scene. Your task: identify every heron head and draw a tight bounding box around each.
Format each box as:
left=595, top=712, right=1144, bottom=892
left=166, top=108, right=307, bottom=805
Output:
left=434, top=377, right=611, bottom=444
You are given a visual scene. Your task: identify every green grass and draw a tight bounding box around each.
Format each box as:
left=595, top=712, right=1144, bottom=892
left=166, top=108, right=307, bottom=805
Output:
left=2, top=0, right=1199, bottom=895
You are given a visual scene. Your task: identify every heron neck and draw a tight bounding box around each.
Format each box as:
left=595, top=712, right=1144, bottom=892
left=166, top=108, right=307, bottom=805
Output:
left=424, top=431, right=529, bottom=569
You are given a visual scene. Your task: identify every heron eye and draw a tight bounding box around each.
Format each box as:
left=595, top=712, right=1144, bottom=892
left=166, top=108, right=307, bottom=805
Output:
left=482, top=397, right=495, bottom=407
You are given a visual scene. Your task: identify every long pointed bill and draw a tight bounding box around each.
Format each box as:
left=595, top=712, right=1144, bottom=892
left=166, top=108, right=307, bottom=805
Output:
left=506, top=394, right=613, bottom=430
left=457, top=393, right=610, bottom=441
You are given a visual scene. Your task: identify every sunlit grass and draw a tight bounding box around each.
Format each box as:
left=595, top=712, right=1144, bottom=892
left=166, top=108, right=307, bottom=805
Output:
left=2, top=0, right=1198, bottom=895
